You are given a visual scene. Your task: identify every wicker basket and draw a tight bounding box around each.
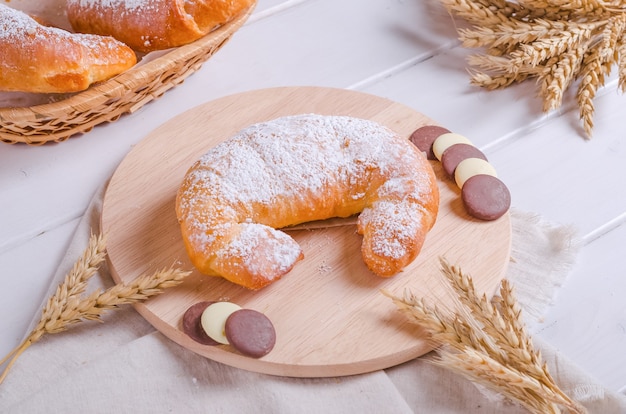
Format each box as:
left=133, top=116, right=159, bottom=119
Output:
left=0, top=3, right=255, bottom=145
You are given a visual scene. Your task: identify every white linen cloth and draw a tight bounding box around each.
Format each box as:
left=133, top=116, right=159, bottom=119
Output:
left=1, top=185, right=625, bottom=413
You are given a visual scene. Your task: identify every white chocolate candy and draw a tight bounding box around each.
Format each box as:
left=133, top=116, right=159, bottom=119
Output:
left=432, top=133, right=472, bottom=161
left=200, top=301, right=242, bottom=345
left=454, top=157, right=497, bottom=189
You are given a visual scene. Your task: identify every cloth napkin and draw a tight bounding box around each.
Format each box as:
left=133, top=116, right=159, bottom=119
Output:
left=2, top=184, right=625, bottom=413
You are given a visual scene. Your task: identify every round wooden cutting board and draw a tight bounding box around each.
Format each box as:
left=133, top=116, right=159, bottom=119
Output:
left=101, top=86, right=512, bottom=378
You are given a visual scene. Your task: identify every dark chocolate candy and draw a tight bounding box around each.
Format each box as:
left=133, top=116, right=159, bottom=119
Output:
left=182, top=301, right=220, bottom=346
left=409, top=125, right=451, bottom=160
left=225, top=309, right=276, bottom=358
left=461, top=174, right=511, bottom=221
left=441, top=143, right=488, bottom=178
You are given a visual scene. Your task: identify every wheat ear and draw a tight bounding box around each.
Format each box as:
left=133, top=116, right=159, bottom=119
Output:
left=0, top=234, right=190, bottom=385
left=384, top=257, right=587, bottom=414
left=439, top=0, right=626, bottom=137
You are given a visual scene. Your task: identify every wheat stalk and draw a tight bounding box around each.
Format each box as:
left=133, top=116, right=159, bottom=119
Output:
left=436, top=349, right=562, bottom=413
left=438, top=0, right=626, bottom=137
left=383, top=257, right=587, bottom=414
left=0, top=233, right=191, bottom=385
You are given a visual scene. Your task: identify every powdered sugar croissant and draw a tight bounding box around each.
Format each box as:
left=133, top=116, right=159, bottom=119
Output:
left=176, top=114, right=439, bottom=290
left=0, top=4, right=136, bottom=93
left=66, top=0, right=255, bottom=52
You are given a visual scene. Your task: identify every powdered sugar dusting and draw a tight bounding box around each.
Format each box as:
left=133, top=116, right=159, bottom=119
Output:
left=359, top=200, right=425, bottom=259
left=218, top=223, right=302, bottom=281
left=68, top=0, right=154, bottom=12
left=1, top=4, right=63, bottom=42
left=180, top=114, right=429, bottom=214
left=177, top=114, right=437, bottom=280
left=1, top=3, right=126, bottom=64
left=66, top=0, right=165, bottom=49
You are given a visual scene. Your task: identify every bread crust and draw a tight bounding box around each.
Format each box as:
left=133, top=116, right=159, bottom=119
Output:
left=0, top=4, right=136, bottom=93
left=176, top=114, right=439, bottom=290
left=66, top=0, right=256, bottom=52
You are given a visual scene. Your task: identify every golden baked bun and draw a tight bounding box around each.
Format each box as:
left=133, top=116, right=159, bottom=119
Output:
left=66, top=0, right=256, bottom=53
left=0, top=4, right=136, bottom=93
left=176, top=114, right=439, bottom=290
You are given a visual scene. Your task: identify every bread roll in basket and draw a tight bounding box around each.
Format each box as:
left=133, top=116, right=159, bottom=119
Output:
left=0, top=0, right=256, bottom=145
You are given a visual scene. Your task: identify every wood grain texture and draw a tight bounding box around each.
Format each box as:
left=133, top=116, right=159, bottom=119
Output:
left=101, top=86, right=511, bottom=377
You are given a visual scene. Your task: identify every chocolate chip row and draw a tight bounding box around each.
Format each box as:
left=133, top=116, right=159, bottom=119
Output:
left=410, top=125, right=511, bottom=221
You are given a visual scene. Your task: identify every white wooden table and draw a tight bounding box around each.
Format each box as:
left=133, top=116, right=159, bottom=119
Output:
left=1, top=0, right=625, bottom=397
